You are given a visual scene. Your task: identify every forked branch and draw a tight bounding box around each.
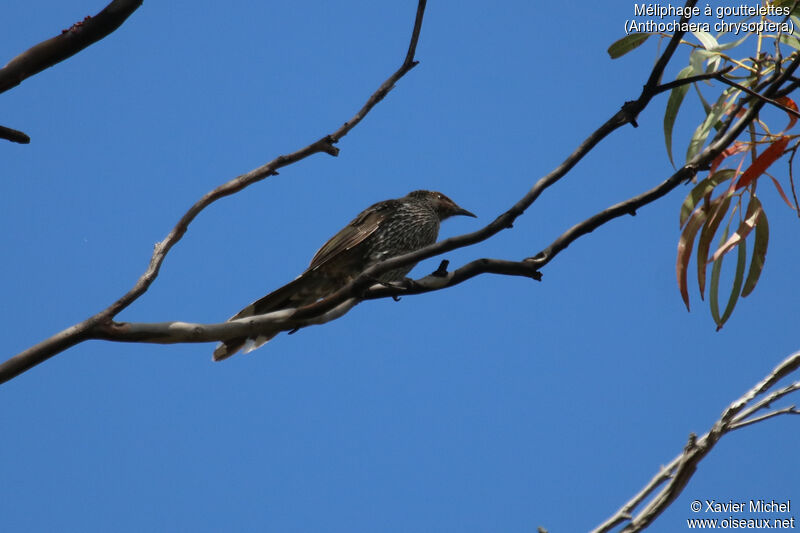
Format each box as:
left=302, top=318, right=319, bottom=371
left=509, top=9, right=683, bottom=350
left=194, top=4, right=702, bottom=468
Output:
left=593, top=351, right=800, bottom=533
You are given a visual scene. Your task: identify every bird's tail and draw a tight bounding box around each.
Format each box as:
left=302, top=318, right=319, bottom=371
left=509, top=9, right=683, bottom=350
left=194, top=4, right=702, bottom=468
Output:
left=212, top=273, right=329, bottom=361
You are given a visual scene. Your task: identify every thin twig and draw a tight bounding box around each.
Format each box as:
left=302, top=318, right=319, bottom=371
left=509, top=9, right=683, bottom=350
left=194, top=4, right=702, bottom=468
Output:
left=653, top=65, right=733, bottom=94
left=730, top=381, right=800, bottom=424
left=728, top=405, right=800, bottom=430
left=593, top=351, right=800, bottom=533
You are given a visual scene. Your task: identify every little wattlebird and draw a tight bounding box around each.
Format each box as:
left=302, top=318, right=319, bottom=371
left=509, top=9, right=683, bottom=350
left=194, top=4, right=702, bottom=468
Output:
left=213, top=190, right=476, bottom=360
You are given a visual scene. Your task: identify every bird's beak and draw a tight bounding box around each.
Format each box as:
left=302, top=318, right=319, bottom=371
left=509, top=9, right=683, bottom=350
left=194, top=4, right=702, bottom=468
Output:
left=454, top=206, right=477, bottom=218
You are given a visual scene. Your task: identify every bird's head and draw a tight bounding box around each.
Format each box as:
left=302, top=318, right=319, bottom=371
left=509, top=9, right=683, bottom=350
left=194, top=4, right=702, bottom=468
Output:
left=407, top=190, right=477, bottom=220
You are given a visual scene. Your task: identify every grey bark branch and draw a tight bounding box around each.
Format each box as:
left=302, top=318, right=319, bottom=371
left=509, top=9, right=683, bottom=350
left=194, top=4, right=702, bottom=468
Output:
left=92, top=299, right=361, bottom=345
left=43, top=260, right=541, bottom=348
left=592, top=351, right=800, bottom=533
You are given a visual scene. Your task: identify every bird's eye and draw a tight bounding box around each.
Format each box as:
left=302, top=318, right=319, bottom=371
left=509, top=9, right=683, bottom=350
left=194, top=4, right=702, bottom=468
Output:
left=437, top=194, right=443, bottom=199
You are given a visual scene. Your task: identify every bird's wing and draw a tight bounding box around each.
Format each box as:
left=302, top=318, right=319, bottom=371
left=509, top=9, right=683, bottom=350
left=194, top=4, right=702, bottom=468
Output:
left=306, top=200, right=396, bottom=271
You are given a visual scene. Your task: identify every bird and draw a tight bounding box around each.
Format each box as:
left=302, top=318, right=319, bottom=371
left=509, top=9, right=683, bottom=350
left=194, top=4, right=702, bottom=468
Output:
left=213, top=190, right=476, bottom=360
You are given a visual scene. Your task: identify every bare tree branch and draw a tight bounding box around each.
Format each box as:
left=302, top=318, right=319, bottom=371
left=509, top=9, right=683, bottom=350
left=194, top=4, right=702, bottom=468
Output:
left=92, top=299, right=362, bottom=345
left=728, top=404, right=800, bottom=430
left=33, top=259, right=541, bottom=349
left=0, top=0, right=143, bottom=95
left=592, top=351, right=800, bottom=533
left=728, top=380, right=800, bottom=427
left=0, top=0, right=429, bottom=385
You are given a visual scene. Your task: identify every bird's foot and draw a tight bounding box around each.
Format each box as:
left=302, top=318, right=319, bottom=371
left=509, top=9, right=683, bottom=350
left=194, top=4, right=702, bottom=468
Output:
left=390, top=278, right=423, bottom=301
left=364, top=276, right=421, bottom=301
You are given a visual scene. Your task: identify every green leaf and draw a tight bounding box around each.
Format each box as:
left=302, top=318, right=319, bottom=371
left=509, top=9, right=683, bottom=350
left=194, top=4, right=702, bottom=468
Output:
left=679, top=169, right=736, bottom=228
left=607, top=33, right=652, bottom=59
left=778, top=34, right=800, bottom=51
left=742, top=199, right=769, bottom=297
left=717, top=235, right=747, bottom=329
left=709, top=226, right=729, bottom=325
left=697, top=191, right=733, bottom=299
left=692, top=30, right=719, bottom=50
left=664, top=66, right=697, bottom=167
left=706, top=55, right=722, bottom=73
left=686, top=88, right=738, bottom=163
left=689, top=49, right=719, bottom=73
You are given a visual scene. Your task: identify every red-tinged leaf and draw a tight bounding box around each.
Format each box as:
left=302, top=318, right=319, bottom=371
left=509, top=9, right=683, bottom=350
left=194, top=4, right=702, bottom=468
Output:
left=680, top=169, right=736, bottom=228
left=776, top=96, right=798, bottom=131
left=742, top=200, right=769, bottom=297
left=677, top=208, right=708, bottom=311
left=607, top=33, right=652, bottom=59
left=716, top=235, right=747, bottom=330
left=710, top=142, right=748, bottom=175
left=768, top=175, right=796, bottom=209
left=736, top=136, right=791, bottom=190
left=697, top=192, right=733, bottom=299
left=710, top=199, right=762, bottom=262
left=665, top=66, right=697, bottom=167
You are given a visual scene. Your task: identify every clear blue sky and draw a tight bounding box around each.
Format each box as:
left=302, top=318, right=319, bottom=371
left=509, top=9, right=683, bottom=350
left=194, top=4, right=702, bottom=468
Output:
left=1, top=2, right=798, bottom=531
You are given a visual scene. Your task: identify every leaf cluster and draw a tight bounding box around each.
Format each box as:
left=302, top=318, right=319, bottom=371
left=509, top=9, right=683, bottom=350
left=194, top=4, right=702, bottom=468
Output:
left=609, top=3, right=800, bottom=329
